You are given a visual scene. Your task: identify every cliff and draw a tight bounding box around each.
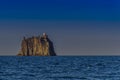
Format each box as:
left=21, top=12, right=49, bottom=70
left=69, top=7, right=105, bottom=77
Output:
left=18, top=33, right=56, bottom=56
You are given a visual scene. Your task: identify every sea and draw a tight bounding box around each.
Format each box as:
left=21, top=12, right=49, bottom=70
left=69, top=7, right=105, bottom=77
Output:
left=0, top=56, right=120, bottom=80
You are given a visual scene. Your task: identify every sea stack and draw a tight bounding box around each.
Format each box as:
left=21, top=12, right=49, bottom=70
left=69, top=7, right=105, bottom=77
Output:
left=18, top=33, right=56, bottom=56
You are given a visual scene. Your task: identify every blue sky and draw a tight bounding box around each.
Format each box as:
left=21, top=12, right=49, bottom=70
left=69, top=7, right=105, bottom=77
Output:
left=0, top=0, right=120, bottom=20
left=0, top=0, right=120, bottom=55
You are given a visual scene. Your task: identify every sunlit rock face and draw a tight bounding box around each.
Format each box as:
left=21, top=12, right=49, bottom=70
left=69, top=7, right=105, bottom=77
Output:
left=18, top=33, right=56, bottom=56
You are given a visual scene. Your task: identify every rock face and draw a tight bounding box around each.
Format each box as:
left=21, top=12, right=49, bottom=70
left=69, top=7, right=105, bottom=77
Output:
left=18, top=33, right=56, bottom=56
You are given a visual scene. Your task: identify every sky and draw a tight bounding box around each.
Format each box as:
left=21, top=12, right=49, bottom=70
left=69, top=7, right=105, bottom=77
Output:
left=0, top=0, right=120, bottom=55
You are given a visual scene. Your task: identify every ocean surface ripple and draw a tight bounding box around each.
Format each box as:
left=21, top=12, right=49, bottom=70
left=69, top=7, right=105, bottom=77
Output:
left=0, top=56, right=120, bottom=80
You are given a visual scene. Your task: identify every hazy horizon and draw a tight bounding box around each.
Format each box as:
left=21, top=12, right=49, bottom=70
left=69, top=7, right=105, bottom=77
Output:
left=0, top=0, right=120, bottom=55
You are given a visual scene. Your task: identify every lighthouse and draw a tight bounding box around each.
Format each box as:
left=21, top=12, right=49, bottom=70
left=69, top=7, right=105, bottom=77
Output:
left=43, top=33, right=46, bottom=36
left=43, top=32, right=48, bottom=38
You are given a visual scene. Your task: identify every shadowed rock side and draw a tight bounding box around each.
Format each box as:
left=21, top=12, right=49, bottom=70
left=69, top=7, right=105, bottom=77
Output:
left=18, top=33, right=56, bottom=56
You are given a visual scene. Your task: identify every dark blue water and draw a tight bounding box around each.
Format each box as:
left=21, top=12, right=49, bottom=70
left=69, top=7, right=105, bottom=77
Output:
left=0, top=56, right=120, bottom=80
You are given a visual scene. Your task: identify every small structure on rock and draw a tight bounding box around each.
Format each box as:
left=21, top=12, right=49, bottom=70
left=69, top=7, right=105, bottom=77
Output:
left=18, top=33, right=56, bottom=56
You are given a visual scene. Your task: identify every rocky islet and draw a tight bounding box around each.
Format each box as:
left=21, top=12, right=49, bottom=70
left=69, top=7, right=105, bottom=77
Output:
left=18, top=33, right=56, bottom=56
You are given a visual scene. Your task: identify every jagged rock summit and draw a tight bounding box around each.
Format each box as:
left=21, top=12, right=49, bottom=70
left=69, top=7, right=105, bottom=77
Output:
left=18, top=33, right=56, bottom=56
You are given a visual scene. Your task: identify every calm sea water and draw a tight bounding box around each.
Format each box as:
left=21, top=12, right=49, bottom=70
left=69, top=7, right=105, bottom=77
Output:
left=0, top=56, right=120, bottom=80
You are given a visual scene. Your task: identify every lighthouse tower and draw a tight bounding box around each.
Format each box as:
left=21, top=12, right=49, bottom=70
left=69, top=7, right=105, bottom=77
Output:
left=43, top=33, right=46, bottom=36
left=43, top=32, right=48, bottom=38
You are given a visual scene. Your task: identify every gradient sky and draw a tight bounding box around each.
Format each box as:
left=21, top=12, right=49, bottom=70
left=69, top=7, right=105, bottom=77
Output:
left=0, top=0, right=120, bottom=55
